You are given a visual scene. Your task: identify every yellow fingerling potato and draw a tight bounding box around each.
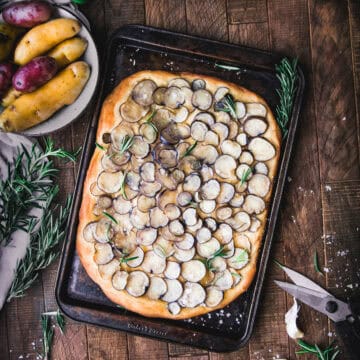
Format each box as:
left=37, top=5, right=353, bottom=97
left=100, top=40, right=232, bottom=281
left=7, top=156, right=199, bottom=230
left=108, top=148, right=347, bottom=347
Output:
left=48, top=37, right=88, bottom=68
left=0, top=61, right=90, bottom=132
left=0, top=23, right=24, bottom=61
left=14, top=18, right=81, bottom=65
left=1, top=88, right=22, bottom=107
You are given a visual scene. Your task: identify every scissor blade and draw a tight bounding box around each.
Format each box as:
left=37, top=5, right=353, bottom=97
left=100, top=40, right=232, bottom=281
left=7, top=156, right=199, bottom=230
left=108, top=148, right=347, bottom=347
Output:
left=280, top=264, right=331, bottom=296
left=274, top=281, right=351, bottom=322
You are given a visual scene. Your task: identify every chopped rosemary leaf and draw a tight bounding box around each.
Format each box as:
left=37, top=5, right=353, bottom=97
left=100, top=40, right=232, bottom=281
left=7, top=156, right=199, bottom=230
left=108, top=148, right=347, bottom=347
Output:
left=119, top=172, right=128, bottom=199
left=314, top=250, right=324, bottom=276
left=120, top=255, right=139, bottom=264
left=103, top=211, right=118, bottom=225
left=95, top=142, right=106, bottom=151
left=275, top=57, right=298, bottom=137
left=240, top=167, right=252, bottom=185
left=154, top=243, right=167, bottom=258
left=203, top=246, right=229, bottom=270
left=182, top=141, right=198, bottom=158
left=189, top=201, right=198, bottom=208
left=231, top=272, right=241, bottom=278
left=119, top=135, right=134, bottom=154
left=273, top=259, right=284, bottom=269
left=223, top=94, right=237, bottom=119
left=215, top=63, right=241, bottom=71
left=145, top=109, right=157, bottom=123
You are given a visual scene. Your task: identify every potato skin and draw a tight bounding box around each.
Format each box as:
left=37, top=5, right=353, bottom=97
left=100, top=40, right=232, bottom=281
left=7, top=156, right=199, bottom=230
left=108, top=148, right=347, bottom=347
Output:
left=0, top=23, right=24, bottom=62
left=13, top=55, right=57, bottom=92
left=0, top=63, right=16, bottom=95
left=2, top=1, right=52, bottom=28
left=48, top=37, right=88, bottom=68
left=14, top=18, right=81, bottom=65
left=1, top=87, right=22, bottom=107
left=0, top=61, right=90, bottom=132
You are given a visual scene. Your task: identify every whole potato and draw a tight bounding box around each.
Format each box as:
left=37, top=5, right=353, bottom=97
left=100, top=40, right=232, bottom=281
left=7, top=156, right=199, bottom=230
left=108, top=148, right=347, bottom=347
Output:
left=1, top=87, right=22, bottom=107
left=12, top=56, right=57, bottom=92
left=0, top=61, right=90, bottom=132
left=0, top=63, right=15, bottom=95
left=48, top=37, right=88, bottom=68
left=0, top=23, right=24, bottom=61
left=14, top=18, right=81, bottom=65
left=2, top=1, right=52, bottom=28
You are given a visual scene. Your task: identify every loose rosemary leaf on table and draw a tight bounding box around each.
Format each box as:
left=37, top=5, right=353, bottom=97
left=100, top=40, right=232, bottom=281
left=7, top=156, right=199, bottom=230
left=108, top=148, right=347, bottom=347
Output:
left=0, top=138, right=78, bottom=247
left=6, top=191, right=72, bottom=301
left=275, top=57, right=299, bottom=137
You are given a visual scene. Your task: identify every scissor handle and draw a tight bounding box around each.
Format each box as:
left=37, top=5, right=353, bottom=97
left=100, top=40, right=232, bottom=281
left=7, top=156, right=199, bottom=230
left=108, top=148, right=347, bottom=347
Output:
left=335, top=296, right=360, bottom=358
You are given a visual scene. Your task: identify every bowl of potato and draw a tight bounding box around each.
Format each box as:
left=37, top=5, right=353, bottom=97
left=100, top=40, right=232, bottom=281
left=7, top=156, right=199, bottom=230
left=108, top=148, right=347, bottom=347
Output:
left=0, top=0, right=99, bottom=136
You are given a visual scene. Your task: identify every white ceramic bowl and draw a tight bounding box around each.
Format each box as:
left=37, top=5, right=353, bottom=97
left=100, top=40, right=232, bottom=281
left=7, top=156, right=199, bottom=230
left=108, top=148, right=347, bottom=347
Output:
left=0, top=1, right=99, bottom=136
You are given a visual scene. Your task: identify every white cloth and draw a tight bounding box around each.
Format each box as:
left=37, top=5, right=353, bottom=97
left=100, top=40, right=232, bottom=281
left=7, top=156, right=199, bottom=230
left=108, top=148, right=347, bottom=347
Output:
left=0, top=133, right=44, bottom=309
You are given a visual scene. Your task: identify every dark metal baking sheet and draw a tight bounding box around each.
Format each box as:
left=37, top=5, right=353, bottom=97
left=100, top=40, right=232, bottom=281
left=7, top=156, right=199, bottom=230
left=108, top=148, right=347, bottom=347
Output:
left=55, top=25, right=305, bottom=352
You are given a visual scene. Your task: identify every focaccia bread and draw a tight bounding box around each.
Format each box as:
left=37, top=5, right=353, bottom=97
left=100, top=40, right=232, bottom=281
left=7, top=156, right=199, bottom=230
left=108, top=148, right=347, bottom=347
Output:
left=76, top=70, right=281, bottom=319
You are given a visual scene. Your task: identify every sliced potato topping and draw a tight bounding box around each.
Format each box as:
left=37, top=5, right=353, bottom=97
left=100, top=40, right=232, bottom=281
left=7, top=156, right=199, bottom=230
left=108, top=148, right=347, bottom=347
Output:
left=87, top=75, right=278, bottom=315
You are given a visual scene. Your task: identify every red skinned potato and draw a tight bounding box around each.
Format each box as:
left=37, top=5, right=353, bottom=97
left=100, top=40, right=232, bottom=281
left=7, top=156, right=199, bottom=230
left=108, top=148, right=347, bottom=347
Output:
left=0, top=63, right=15, bottom=95
left=12, top=56, right=57, bottom=92
left=2, top=1, right=52, bottom=28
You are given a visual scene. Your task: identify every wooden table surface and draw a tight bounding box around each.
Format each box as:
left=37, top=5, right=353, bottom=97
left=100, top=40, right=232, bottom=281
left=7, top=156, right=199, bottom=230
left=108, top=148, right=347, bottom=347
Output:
left=1, top=0, right=360, bottom=359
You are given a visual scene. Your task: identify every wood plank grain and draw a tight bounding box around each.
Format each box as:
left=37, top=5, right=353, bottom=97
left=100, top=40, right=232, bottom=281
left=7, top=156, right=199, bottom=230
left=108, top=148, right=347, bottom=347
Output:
left=145, top=0, right=186, bottom=32
left=349, top=0, right=360, bottom=159
left=0, top=307, right=9, bottom=360
left=229, top=22, right=269, bottom=50
left=6, top=282, right=44, bottom=360
left=267, top=0, right=328, bottom=356
left=104, top=0, right=145, bottom=33
left=186, top=0, right=228, bottom=41
left=170, top=355, right=208, bottom=360
left=87, top=326, right=128, bottom=360
left=309, top=0, right=360, bottom=181
left=127, top=335, right=169, bottom=360
left=51, top=325, right=88, bottom=360
left=322, top=180, right=360, bottom=357
left=227, top=0, right=268, bottom=24
left=248, top=242, right=289, bottom=359
left=168, top=342, right=208, bottom=357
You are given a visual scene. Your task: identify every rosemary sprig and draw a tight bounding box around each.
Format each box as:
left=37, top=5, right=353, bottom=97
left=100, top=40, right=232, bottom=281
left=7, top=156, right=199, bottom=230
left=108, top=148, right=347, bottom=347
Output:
left=296, top=340, right=340, bottom=360
left=275, top=57, right=298, bottom=137
left=103, top=211, right=118, bottom=225
left=42, top=309, right=66, bottom=335
left=41, top=314, right=54, bottom=360
left=7, top=192, right=72, bottom=301
left=145, top=109, right=158, bottom=133
left=120, top=255, right=139, bottom=264
left=240, top=167, right=252, bottom=185
left=182, top=141, right=198, bottom=158
left=0, top=138, right=78, bottom=247
left=215, top=63, right=241, bottom=71
left=119, top=135, right=134, bottom=154
left=314, top=250, right=324, bottom=276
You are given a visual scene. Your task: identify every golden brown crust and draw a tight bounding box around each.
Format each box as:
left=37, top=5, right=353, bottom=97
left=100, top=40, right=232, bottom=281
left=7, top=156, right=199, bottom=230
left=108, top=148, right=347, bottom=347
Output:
left=76, top=70, right=281, bottom=319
